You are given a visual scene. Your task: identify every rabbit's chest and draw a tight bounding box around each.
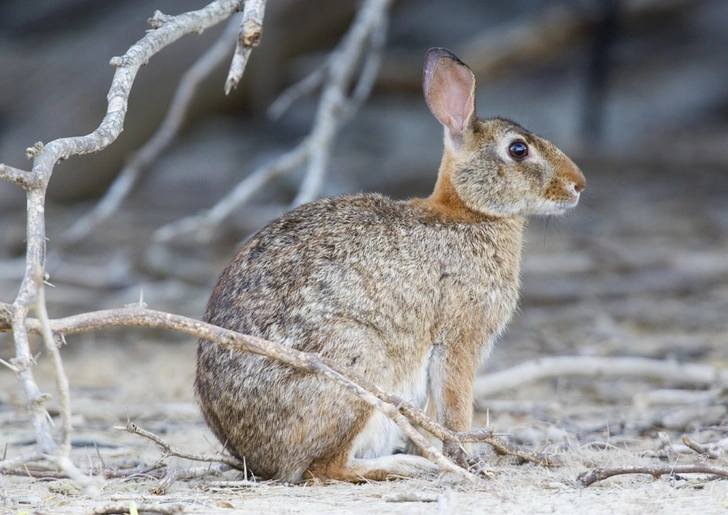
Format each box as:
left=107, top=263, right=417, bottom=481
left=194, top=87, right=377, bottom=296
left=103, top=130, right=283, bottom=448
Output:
left=432, top=233, right=523, bottom=339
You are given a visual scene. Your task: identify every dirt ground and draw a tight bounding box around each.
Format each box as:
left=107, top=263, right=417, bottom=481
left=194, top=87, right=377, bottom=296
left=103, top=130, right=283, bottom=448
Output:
left=1, top=154, right=728, bottom=514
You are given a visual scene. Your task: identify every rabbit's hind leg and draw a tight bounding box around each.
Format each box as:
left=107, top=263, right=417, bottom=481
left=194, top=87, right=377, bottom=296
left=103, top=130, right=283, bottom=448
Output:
left=306, top=410, right=439, bottom=482
left=308, top=451, right=438, bottom=482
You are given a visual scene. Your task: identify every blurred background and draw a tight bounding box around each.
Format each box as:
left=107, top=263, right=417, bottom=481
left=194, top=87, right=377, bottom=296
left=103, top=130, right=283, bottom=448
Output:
left=0, top=0, right=727, bottom=424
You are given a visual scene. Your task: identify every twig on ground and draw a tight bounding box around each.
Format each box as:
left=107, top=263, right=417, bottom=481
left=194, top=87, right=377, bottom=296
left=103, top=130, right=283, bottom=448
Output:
left=577, top=463, right=728, bottom=487
left=458, top=429, right=561, bottom=466
left=60, top=15, right=243, bottom=247
left=682, top=435, right=719, bottom=460
left=0, top=451, right=44, bottom=472
left=383, top=492, right=440, bottom=502
left=153, top=0, right=394, bottom=244
left=474, top=356, right=728, bottom=398
left=225, top=0, right=267, bottom=94
left=92, top=501, right=185, bottom=515
left=201, top=479, right=262, bottom=491
left=153, top=463, right=230, bottom=495
left=118, top=422, right=244, bottom=469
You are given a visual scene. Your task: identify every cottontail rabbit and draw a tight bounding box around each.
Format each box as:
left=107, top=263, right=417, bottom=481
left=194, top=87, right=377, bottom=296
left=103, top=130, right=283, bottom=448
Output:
left=196, top=48, right=585, bottom=482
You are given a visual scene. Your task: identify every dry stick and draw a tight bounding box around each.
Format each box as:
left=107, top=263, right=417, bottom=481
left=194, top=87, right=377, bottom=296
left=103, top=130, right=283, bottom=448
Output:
left=0, top=0, right=245, bottom=486
left=267, top=65, right=327, bottom=120
left=0, top=306, right=489, bottom=482
left=153, top=142, right=309, bottom=243
left=60, top=15, right=243, bottom=247
left=153, top=0, right=393, bottom=243
left=36, top=287, right=99, bottom=490
left=92, top=502, right=185, bottom=515
left=682, top=435, right=719, bottom=460
left=36, top=287, right=72, bottom=455
left=0, top=164, right=41, bottom=190
left=577, top=463, right=728, bottom=488
left=473, top=356, right=728, bottom=398
left=225, top=0, right=267, bottom=94
left=119, top=422, right=244, bottom=469
left=6, top=187, right=57, bottom=457
left=153, top=463, right=230, bottom=495
left=0, top=451, right=44, bottom=472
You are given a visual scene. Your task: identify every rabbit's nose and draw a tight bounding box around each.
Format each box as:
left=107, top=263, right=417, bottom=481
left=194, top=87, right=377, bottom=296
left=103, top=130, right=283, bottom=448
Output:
left=572, top=180, right=585, bottom=194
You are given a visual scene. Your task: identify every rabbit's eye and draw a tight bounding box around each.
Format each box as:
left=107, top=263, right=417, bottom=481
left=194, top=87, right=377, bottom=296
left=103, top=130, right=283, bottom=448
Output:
left=508, top=141, right=529, bottom=160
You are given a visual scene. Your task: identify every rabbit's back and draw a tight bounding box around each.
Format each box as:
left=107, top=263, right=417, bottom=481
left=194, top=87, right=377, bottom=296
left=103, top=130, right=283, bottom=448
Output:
left=195, top=194, right=524, bottom=480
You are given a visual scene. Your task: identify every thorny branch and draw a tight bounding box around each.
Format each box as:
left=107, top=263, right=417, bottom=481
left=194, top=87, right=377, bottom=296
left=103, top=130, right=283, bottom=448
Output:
left=0, top=305, right=558, bottom=480
left=118, top=422, right=245, bottom=469
left=0, top=0, right=255, bottom=490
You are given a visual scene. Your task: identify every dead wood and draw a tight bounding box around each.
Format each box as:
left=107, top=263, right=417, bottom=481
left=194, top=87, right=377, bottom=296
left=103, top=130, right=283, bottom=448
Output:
left=474, top=356, right=728, bottom=398
left=118, top=422, right=244, bottom=470
left=91, top=501, right=185, bottom=515
left=577, top=463, right=728, bottom=487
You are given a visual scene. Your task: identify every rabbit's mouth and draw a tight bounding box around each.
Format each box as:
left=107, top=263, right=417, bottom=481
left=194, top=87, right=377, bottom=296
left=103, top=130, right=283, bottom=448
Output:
left=534, top=195, right=580, bottom=215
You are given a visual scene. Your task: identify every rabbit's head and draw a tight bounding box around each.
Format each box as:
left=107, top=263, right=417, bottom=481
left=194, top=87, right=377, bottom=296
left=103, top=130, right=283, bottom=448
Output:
left=423, top=48, right=586, bottom=218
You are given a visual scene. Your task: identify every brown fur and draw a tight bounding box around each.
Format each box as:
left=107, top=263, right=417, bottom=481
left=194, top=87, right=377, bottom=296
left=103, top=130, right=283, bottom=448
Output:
left=195, top=48, right=586, bottom=483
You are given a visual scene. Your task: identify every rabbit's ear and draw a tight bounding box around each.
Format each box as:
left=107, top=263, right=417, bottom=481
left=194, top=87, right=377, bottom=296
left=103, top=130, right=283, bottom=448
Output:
left=423, top=48, right=476, bottom=143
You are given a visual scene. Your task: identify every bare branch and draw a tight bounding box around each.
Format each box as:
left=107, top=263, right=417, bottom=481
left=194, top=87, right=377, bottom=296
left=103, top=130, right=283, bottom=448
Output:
left=225, top=0, right=267, bottom=94
left=681, top=435, right=719, bottom=460
left=153, top=142, right=309, bottom=243
left=267, top=65, right=327, bottom=120
left=153, top=463, right=230, bottom=495
left=60, top=15, right=243, bottom=246
left=577, top=463, right=728, bottom=487
left=92, top=501, right=185, bottom=515
left=0, top=451, right=44, bottom=472
left=291, top=0, right=393, bottom=207
left=155, top=0, right=394, bottom=243
left=118, top=422, right=245, bottom=469
left=474, top=356, right=728, bottom=398
left=0, top=0, right=246, bottom=488
left=0, top=300, right=557, bottom=471
left=0, top=164, right=41, bottom=190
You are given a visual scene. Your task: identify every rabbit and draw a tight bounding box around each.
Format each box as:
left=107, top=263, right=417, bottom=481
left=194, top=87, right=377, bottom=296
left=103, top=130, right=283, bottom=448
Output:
left=195, top=47, right=586, bottom=483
